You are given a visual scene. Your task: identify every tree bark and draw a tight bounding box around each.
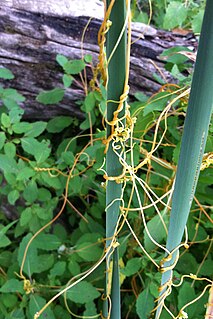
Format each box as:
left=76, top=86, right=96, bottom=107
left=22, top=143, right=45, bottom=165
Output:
left=0, top=2, right=197, bottom=119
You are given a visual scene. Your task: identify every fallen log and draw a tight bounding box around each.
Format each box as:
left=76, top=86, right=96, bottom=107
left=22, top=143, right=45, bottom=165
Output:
left=0, top=1, right=197, bottom=119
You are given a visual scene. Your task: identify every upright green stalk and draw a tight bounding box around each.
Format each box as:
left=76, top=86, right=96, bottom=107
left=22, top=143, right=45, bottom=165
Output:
left=156, top=0, right=213, bottom=317
left=104, top=1, right=127, bottom=318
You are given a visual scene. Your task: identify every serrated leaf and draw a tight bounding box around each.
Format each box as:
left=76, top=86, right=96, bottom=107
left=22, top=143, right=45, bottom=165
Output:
left=0, top=68, right=14, bottom=80
left=36, top=254, right=54, bottom=273
left=36, top=88, right=64, bottom=105
left=163, top=2, right=188, bottom=30
left=68, top=260, right=81, bottom=276
left=76, top=242, right=102, bottom=262
left=0, top=279, right=23, bottom=293
left=24, top=121, right=47, bottom=137
left=63, top=59, right=85, bottom=75
left=136, top=288, right=155, bottom=319
left=47, top=116, right=72, bottom=133
left=66, top=281, right=100, bottom=304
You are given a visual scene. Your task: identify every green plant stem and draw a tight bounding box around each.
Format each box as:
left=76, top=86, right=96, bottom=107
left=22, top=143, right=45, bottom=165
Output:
left=155, top=0, right=213, bottom=317
left=104, top=0, right=127, bottom=318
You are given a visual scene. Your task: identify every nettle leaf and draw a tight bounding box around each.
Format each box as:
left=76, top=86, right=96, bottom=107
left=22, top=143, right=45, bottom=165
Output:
left=29, top=295, right=55, bottom=319
left=144, top=213, right=168, bottom=252
left=121, top=258, right=142, bottom=276
left=136, top=288, right=155, bottom=319
left=0, top=279, right=23, bottom=293
left=34, top=233, right=62, bottom=250
left=63, top=59, right=85, bottom=75
left=36, top=88, right=64, bottom=105
left=47, top=116, right=72, bottom=133
left=66, top=281, right=100, bottom=304
left=0, top=132, right=6, bottom=150
left=0, top=67, right=14, bottom=80
left=163, top=1, right=188, bottom=30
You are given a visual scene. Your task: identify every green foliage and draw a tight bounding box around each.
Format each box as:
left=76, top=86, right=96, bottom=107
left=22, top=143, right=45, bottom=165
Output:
left=0, top=8, right=212, bottom=316
left=133, top=0, right=206, bottom=33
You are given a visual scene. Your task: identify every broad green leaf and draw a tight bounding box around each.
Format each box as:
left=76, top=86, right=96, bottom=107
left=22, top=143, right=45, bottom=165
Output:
left=21, top=137, right=51, bottom=163
left=29, top=295, right=55, bottom=319
left=18, top=233, right=38, bottom=276
left=144, top=213, right=168, bottom=251
left=134, top=110, right=155, bottom=138
left=36, top=254, right=54, bottom=273
left=12, top=122, right=31, bottom=134
left=163, top=2, right=188, bottom=30
left=83, top=301, right=97, bottom=317
left=62, top=74, right=73, bottom=88
left=36, top=88, right=64, bottom=105
left=9, top=107, right=24, bottom=124
left=84, top=92, right=96, bottom=112
left=121, top=258, right=142, bottom=276
left=25, top=121, right=47, bottom=137
left=0, top=132, right=6, bottom=150
left=136, top=288, right=155, bottom=319
left=176, top=253, right=197, bottom=275
left=37, top=187, right=52, bottom=201
left=4, top=142, right=16, bottom=158
left=66, top=281, right=100, bottom=304
left=1, top=293, right=18, bottom=308
left=1, top=113, right=11, bottom=128
left=17, top=167, right=36, bottom=181
left=23, top=180, right=38, bottom=203
left=0, top=220, right=17, bottom=241
left=69, top=175, right=82, bottom=195
left=56, top=54, right=68, bottom=67
left=0, top=279, right=23, bottom=293
left=63, top=59, right=85, bottom=75
left=178, top=282, right=196, bottom=317
left=34, top=234, right=62, bottom=250
left=47, top=116, right=72, bottom=133
left=68, top=260, right=81, bottom=276
left=192, top=10, right=204, bottom=34
left=0, top=235, right=11, bottom=248
left=0, top=68, right=14, bottom=80
left=61, top=151, right=75, bottom=166
left=144, top=92, right=172, bottom=116
left=76, top=242, right=102, bottom=262
left=8, top=189, right=19, bottom=205
left=20, top=207, right=32, bottom=226
left=49, top=261, right=66, bottom=277
left=84, top=54, right=93, bottom=63
left=80, top=111, right=96, bottom=130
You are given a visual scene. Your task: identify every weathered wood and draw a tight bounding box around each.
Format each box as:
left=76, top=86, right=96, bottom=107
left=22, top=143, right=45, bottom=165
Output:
left=0, top=2, right=197, bottom=119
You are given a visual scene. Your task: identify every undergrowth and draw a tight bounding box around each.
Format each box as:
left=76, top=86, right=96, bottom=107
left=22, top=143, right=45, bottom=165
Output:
left=0, top=2, right=212, bottom=319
